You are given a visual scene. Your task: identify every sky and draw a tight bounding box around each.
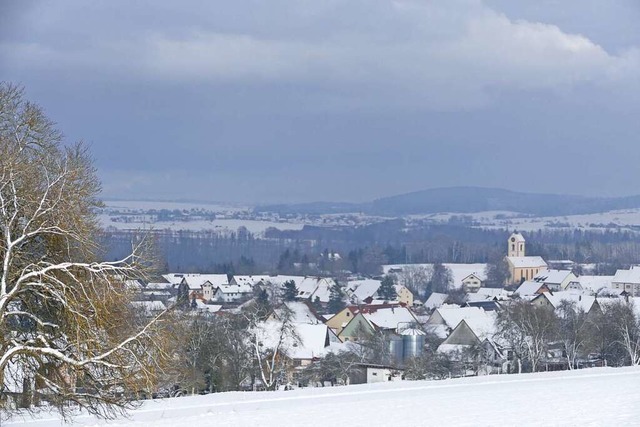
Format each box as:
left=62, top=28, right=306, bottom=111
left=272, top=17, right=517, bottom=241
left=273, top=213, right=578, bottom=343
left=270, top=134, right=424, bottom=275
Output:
left=1, top=0, right=639, bottom=204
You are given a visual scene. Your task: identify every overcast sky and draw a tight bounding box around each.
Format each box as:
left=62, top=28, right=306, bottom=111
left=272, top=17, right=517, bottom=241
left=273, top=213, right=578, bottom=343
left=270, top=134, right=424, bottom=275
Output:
left=1, top=1, right=639, bottom=204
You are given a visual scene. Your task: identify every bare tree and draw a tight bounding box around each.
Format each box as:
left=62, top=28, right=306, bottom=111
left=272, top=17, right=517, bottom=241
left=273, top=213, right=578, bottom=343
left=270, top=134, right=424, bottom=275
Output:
left=396, top=265, right=430, bottom=298
left=0, top=83, right=168, bottom=418
left=556, top=300, right=589, bottom=369
left=245, top=305, right=300, bottom=390
left=606, top=301, right=640, bottom=366
left=495, top=301, right=558, bottom=372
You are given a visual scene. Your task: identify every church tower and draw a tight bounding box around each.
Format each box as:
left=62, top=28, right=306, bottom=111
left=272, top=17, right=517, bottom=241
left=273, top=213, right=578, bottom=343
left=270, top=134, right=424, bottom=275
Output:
left=508, top=232, right=525, bottom=257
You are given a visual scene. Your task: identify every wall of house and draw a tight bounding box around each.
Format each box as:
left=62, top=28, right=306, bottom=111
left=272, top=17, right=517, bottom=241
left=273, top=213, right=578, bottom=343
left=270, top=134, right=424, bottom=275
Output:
left=397, top=286, right=414, bottom=306
left=442, top=322, right=479, bottom=346
left=510, top=266, right=545, bottom=284
left=338, top=314, right=374, bottom=342
left=326, top=308, right=355, bottom=334
left=612, top=282, right=640, bottom=297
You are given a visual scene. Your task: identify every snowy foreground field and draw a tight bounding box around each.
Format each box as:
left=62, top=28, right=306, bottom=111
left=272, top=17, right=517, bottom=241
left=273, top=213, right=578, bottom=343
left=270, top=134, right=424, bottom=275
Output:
left=8, top=367, right=640, bottom=427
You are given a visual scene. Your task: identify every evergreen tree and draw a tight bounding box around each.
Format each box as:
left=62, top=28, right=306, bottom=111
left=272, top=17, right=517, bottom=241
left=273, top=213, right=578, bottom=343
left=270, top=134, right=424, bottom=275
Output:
left=282, top=280, right=298, bottom=301
left=176, top=281, right=190, bottom=310
left=428, top=263, right=453, bottom=295
left=378, top=275, right=397, bottom=301
left=312, top=296, right=323, bottom=314
left=328, top=284, right=346, bottom=314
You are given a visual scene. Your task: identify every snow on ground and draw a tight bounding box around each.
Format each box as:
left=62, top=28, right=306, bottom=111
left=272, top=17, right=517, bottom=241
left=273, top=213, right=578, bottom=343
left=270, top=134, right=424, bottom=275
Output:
left=422, top=209, right=640, bottom=233
left=7, top=367, right=640, bottom=426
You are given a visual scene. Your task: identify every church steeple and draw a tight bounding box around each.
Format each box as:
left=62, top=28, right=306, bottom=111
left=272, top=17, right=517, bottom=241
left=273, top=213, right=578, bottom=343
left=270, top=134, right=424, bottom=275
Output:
left=508, top=232, right=525, bottom=257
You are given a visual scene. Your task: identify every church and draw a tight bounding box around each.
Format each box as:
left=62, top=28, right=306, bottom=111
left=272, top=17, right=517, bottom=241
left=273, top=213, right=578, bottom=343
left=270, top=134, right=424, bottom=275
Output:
left=505, top=232, right=547, bottom=285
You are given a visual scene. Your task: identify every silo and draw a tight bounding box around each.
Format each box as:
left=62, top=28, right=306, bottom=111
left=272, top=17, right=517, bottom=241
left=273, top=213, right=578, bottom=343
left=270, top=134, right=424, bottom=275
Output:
left=388, top=333, right=404, bottom=366
left=401, top=328, right=426, bottom=361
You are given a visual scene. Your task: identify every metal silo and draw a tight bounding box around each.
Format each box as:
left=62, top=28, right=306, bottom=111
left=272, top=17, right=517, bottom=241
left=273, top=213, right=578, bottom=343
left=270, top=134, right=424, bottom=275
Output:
left=388, top=333, right=404, bottom=366
left=401, top=328, right=426, bottom=361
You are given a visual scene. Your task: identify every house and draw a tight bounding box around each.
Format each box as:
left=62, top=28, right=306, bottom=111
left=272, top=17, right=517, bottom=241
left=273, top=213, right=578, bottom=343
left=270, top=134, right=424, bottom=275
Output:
left=437, top=310, right=506, bottom=374
left=531, top=269, right=577, bottom=292
left=268, top=301, right=324, bottom=325
left=165, top=273, right=230, bottom=300
left=289, top=324, right=341, bottom=367
left=573, top=275, right=614, bottom=295
left=130, top=300, right=166, bottom=316
left=466, top=287, right=511, bottom=302
left=515, top=281, right=551, bottom=298
left=258, top=276, right=337, bottom=304
left=230, top=275, right=271, bottom=287
left=337, top=313, right=375, bottom=342
left=211, top=283, right=254, bottom=303
left=531, top=291, right=599, bottom=314
left=424, top=292, right=449, bottom=311
left=325, top=306, right=359, bottom=335
left=337, top=304, right=419, bottom=342
left=251, top=320, right=340, bottom=370
left=346, top=279, right=414, bottom=306
left=505, top=233, right=547, bottom=284
left=348, top=363, right=404, bottom=384
left=611, top=266, right=640, bottom=297
left=465, top=300, right=502, bottom=311
left=425, top=306, right=488, bottom=339
left=461, top=272, right=486, bottom=293
left=347, top=279, right=382, bottom=304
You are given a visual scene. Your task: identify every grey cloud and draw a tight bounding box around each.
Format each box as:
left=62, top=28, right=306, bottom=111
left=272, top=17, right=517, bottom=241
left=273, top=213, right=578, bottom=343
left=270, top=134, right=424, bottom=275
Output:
left=1, top=1, right=639, bottom=203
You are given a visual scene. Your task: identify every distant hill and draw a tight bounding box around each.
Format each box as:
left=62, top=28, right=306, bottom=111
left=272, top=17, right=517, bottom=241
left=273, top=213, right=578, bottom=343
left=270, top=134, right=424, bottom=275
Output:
left=373, top=187, right=640, bottom=216
left=254, top=201, right=367, bottom=215
left=258, top=187, right=640, bottom=217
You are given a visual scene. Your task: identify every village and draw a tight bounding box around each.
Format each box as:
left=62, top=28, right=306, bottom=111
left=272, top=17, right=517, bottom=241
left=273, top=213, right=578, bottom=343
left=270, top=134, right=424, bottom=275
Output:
left=120, top=231, right=640, bottom=395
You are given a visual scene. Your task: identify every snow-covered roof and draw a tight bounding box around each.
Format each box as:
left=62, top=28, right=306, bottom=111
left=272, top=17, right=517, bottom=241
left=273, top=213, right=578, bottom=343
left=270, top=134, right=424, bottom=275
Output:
left=257, top=276, right=335, bottom=302
left=462, top=311, right=497, bottom=341
left=424, top=292, right=448, bottom=310
left=292, top=324, right=335, bottom=359
left=192, top=299, right=223, bottom=313
left=145, top=282, right=173, bottom=291
left=515, top=280, right=548, bottom=297
left=164, top=273, right=229, bottom=290
left=576, top=276, right=614, bottom=294
left=125, top=279, right=144, bottom=290
left=533, top=269, right=574, bottom=285
left=466, top=288, right=511, bottom=302
left=361, top=306, right=417, bottom=330
left=347, top=279, right=382, bottom=302
left=274, top=301, right=323, bottom=325
left=507, top=256, right=547, bottom=269
left=534, top=292, right=597, bottom=313
left=427, top=306, right=487, bottom=332
left=253, top=320, right=333, bottom=360
left=612, top=266, right=640, bottom=285
left=131, top=300, right=166, bottom=312
left=232, top=275, right=271, bottom=286
left=215, top=284, right=253, bottom=295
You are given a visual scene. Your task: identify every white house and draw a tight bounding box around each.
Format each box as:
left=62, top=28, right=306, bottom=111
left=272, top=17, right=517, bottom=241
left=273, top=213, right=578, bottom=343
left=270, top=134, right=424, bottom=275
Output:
left=611, top=266, right=640, bottom=297
left=211, top=283, right=254, bottom=303
left=531, top=269, right=577, bottom=292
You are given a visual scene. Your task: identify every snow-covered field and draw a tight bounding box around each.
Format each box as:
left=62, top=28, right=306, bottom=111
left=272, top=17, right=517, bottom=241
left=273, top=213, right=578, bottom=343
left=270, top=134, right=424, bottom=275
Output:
left=8, top=367, right=640, bottom=426
left=421, top=209, right=640, bottom=232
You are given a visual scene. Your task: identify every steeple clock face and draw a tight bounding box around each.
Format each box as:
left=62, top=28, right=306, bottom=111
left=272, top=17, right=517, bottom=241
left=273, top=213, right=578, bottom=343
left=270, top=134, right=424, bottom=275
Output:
left=511, top=237, right=516, bottom=242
